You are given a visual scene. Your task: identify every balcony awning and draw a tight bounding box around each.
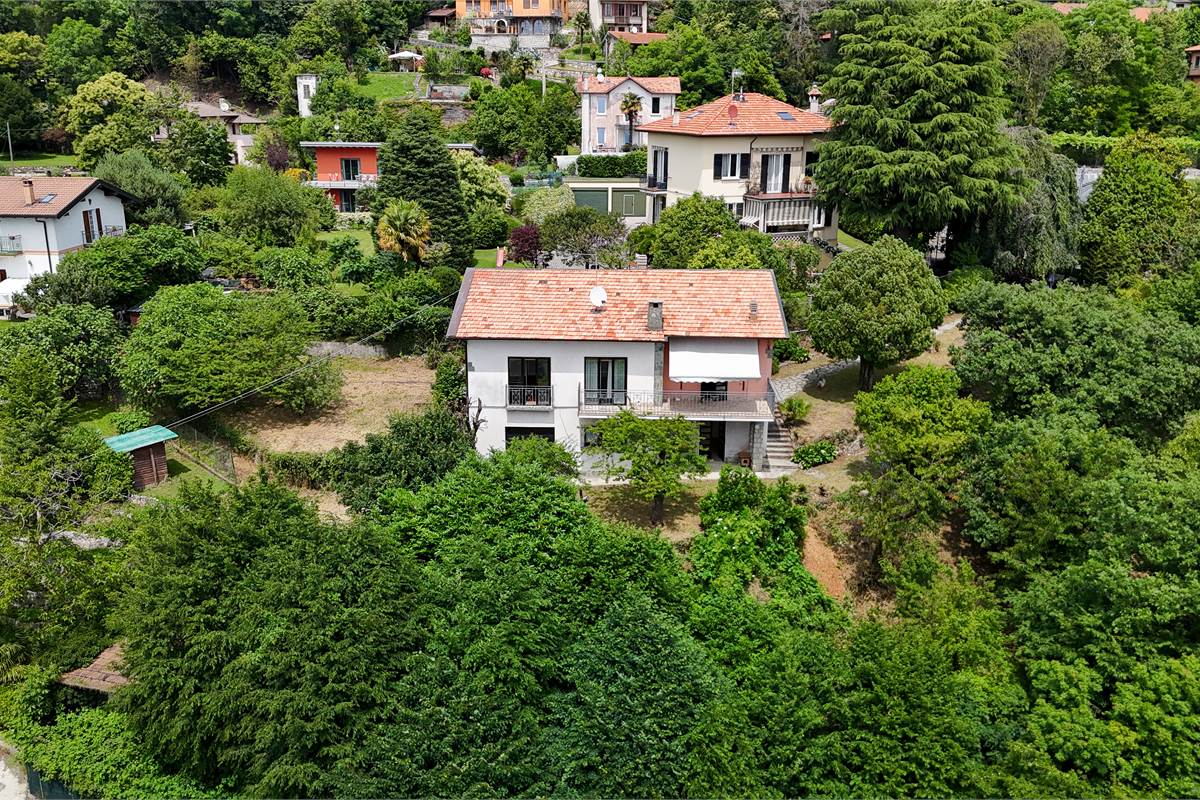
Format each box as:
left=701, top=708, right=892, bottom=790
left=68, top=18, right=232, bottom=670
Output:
left=668, top=337, right=761, bottom=382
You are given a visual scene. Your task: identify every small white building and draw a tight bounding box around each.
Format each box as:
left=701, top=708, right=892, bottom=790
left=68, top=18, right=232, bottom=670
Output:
left=297, top=73, right=319, bottom=118
left=637, top=90, right=837, bottom=241
left=0, top=177, right=131, bottom=314
left=576, top=73, right=680, bottom=155
left=448, top=267, right=788, bottom=470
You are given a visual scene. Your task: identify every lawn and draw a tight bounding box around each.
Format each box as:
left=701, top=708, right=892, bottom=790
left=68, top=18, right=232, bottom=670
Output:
left=837, top=229, right=868, bottom=250
left=4, top=151, right=77, bottom=169
left=317, top=228, right=375, bottom=257
left=76, top=400, right=123, bottom=438
left=474, top=248, right=499, bottom=268
left=144, top=453, right=227, bottom=500
left=355, top=72, right=419, bottom=99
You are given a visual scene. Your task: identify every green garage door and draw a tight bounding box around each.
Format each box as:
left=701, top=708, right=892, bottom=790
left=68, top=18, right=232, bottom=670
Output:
left=613, top=190, right=646, bottom=218
left=573, top=189, right=609, bottom=213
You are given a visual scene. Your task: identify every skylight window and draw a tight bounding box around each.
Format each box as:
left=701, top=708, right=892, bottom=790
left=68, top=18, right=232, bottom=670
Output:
left=685, top=111, right=702, bottom=119
left=38, top=194, right=56, bottom=204
left=777, top=111, right=795, bottom=121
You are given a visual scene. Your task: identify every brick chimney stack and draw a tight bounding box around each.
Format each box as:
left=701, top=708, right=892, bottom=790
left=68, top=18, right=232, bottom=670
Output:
left=21, top=179, right=35, bottom=206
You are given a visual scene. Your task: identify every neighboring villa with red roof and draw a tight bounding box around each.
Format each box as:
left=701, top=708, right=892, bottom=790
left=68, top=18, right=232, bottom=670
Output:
left=635, top=90, right=837, bottom=241
left=576, top=72, right=681, bottom=154
left=1188, top=43, right=1200, bottom=84
left=448, top=267, right=788, bottom=469
left=0, top=176, right=131, bottom=315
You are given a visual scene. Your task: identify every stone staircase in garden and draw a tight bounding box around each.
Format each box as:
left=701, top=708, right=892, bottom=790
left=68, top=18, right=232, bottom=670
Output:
left=764, top=420, right=794, bottom=470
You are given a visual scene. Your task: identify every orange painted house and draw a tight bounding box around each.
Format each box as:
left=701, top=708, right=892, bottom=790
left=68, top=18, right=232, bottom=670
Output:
left=300, top=141, right=381, bottom=212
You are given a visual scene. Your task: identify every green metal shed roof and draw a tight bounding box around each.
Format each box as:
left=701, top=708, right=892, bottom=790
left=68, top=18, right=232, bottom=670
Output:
left=104, top=425, right=178, bottom=454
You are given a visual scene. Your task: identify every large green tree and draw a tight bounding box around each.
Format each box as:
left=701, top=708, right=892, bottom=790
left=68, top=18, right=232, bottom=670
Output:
left=815, top=0, right=1022, bottom=241
left=376, top=107, right=471, bottom=269
left=92, top=149, right=186, bottom=225
left=62, top=72, right=167, bottom=167
left=0, top=303, right=123, bottom=399
left=159, top=112, right=234, bottom=186
left=808, top=236, right=946, bottom=389
left=647, top=194, right=739, bottom=270
left=118, top=283, right=340, bottom=413
left=588, top=410, right=708, bottom=523
left=1078, top=131, right=1198, bottom=287
left=624, top=23, right=725, bottom=108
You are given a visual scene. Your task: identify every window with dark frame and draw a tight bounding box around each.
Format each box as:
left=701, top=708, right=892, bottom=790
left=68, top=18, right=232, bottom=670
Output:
left=508, top=357, right=551, bottom=406
left=584, top=357, right=627, bottom=405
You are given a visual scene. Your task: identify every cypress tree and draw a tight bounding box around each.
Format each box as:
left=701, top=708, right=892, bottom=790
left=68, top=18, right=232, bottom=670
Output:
left=815, top=0, right=1022, bottom=242
left=376, top=106, right=472, bottom=269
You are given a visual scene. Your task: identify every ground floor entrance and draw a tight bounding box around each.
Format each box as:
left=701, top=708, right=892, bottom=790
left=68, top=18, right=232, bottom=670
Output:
left=698, top=421, right=726, bottom=460
left=336, top=189, right=356, bottom=212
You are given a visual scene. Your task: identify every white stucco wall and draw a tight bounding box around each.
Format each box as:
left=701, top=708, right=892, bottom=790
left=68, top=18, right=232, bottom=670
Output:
left=646, top=131, right=817, bottom=206
left=467, top=338, right=658, bottom=454
left=0, top=186, right=127, bottom=282
left=580, top=79, right=677, bottom=155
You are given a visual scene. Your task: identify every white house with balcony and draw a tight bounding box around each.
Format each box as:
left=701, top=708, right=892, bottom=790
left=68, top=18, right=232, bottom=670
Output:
left=636, top=90, right=837, bottom=242
left=577, top=73, right=680, bottom=155
left=587, top=0, right=649, bottom=33
left=448, top=267, right=788, bottom=470
left=0, top=177, right=131, bottom=315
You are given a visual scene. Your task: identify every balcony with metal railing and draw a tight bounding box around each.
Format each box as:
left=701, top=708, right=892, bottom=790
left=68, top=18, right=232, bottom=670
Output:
left=507, top=384, right=553, bottom=408
left=640, top=174, right=667, bottom=192
left=578, top=388, right=773, bottom=420
left=0, top=235, right=21, bottom=254
left=305, top=172, right=379, bottom=189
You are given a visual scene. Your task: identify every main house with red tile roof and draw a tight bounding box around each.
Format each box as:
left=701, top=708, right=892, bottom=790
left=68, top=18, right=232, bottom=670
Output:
left=0, top=176, right=131, bottom=315
left=636, top=90, right=837, bottom=242
left=577, top=72, right=681, bottom=154
left=448, top=267, right=788, bottom=468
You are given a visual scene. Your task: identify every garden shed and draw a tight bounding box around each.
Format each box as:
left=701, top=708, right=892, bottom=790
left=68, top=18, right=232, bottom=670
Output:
left=104, top=425, right=177, bottom=489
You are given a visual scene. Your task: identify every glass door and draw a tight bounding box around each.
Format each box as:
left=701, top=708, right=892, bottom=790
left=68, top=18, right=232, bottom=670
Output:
left=766, top=154, right=784, bottom=194
left=340, top=158, right=361, bottom=181
left=585, top=358, right=626, bottom=404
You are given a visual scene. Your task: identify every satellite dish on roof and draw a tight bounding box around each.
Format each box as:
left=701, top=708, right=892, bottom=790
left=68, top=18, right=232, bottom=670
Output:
left=589, top=286, right=608, bottom=309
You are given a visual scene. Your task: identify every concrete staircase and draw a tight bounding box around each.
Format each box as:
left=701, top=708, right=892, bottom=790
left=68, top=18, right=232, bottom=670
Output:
left=764, top=420, right=794, bottom=470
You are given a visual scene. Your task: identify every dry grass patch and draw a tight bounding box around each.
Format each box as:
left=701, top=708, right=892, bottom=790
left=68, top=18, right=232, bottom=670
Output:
left=229, top=356, right=434, bottom=453
left=585, top=482, right=709, bottom=546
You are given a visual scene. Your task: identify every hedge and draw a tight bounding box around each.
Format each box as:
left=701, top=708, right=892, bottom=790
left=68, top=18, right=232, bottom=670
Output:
left=576, top=149, right=647, bottom=178
left=1050, top=132, right=1200, bottom=166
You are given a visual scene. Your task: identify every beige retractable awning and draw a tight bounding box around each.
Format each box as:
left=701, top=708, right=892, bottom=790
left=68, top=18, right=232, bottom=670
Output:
left=668, top=337, right=761, bottom=382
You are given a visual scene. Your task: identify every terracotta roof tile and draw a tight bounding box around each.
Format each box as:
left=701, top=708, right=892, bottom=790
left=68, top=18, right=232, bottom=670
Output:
left=607, top=30, right=669, bottom=45
left=449, top=268, right=786, bottom=341
left=638, top=92, right=832, bottom=136
left=0, top=176, right=125, bottom=218
left=575, top=75, right=681, bottom=95
left=59, top=644, right=129, bottom=694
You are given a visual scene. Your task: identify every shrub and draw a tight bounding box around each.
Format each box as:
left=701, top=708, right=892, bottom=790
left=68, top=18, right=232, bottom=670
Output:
left=266, top=451, right=332, bottom=488
left=431, top=350, right=466, bottom=406
left=110, top=409, right=152, bottom=434
left=940, top=265, right=994, bottom=312
left=778, top=395, right=812, bottom=426
left=508, top=224, right=541, bottom=264
left=773, top=335, right=810, bottom=365
left=698, top=465, right=765, bottom=522
left=469, top=203, right=513, bottom=249
left=792, top=440, right=837, bottom=468
left=252, top=246, right=331, bottom=290
left=501, top=436, right=580, bottom=478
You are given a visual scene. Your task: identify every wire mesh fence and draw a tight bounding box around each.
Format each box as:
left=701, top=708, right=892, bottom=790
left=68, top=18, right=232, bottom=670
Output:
left=169, top=422, right=237, bottom=484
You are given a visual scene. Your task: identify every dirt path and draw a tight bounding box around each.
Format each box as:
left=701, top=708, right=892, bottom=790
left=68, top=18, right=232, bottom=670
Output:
left=803, top=521, right=848, bottom=601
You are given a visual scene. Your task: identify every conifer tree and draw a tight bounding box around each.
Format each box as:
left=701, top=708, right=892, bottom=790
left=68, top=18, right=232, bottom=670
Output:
left=376, top=107, right=471, bottom=269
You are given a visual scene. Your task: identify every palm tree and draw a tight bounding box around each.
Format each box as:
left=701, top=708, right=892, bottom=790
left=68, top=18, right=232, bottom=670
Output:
left=376, top=199, right=432, bottom=264
left=620, top=92, right=642, bottom=150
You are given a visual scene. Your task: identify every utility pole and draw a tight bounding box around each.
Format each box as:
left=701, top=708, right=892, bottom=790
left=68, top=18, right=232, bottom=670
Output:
left=5, top=121, right=12, bottom=164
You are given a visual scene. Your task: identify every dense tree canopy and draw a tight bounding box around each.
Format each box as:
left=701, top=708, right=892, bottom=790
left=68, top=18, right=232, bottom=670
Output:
left=816, top=0, right=1022, bottom=241
left=809, top=236, right=947, bottom=388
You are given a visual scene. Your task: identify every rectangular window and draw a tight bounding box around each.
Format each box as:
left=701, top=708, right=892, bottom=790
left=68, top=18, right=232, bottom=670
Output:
left=340, top=158, right=361, bottom=180
left=596, top=95, right=607, bottom=115
left=508, top=356, right=551, bottom=406
left=726, top=202, right=744, bottom=218
left=622, top=193, right=636, bottom=215
left=584, top=357, right=627, bottom=405
left=506, top=426, right=554, bottom=445
left=766, top=154, right=784, bottom=193
left=804, top=149, right=819, bottom=177
left=597, top=127, right=606, bottom=145
left=651, top=96, right=661, bottom=114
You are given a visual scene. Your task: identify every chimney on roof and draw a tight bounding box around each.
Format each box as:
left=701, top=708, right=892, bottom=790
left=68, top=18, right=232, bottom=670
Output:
left=647, top=300, right=663, bottom=331
left=671, top=110, right=680, bottom=127
left=808, top=83, right=823, bottom=114
left=21, top=179, right=34, bottom=206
